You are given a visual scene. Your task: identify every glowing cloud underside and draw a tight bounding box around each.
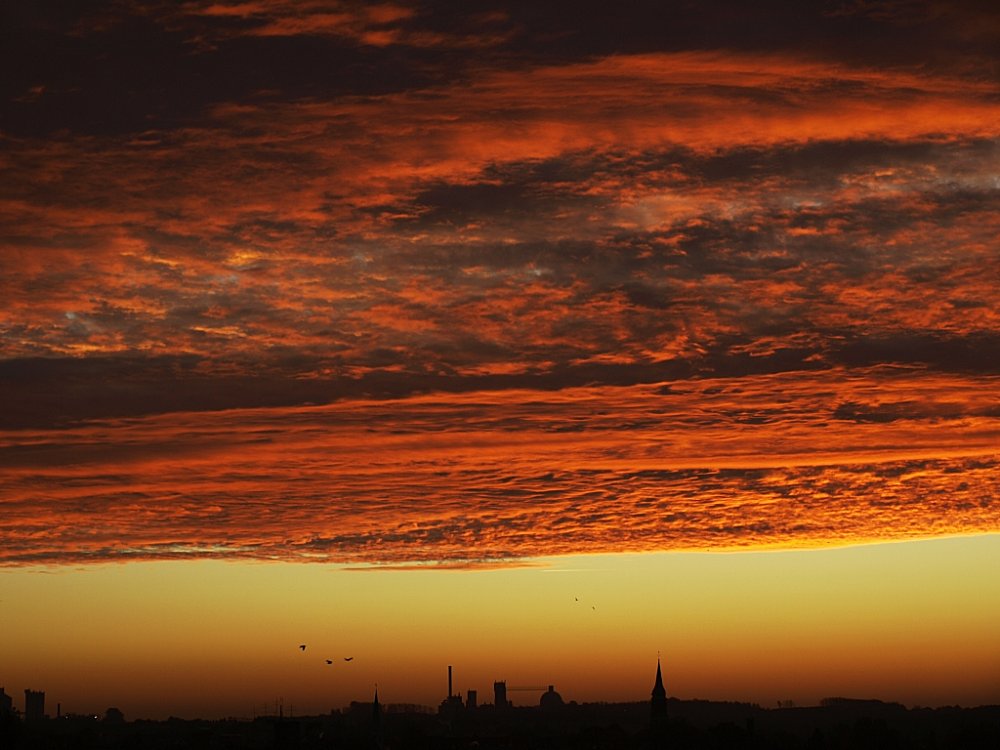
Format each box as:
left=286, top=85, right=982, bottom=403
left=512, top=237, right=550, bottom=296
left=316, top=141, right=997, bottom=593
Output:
left=2, top=370, right=997, bottom=565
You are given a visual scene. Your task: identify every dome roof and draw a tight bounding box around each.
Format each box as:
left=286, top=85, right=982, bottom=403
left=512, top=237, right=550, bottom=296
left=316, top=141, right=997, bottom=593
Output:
left=539, top=685, right=564, bottom=709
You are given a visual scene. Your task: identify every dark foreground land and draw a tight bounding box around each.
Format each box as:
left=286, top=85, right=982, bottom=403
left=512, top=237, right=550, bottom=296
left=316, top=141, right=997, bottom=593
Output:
left=3, top=698, right=999, bottom=750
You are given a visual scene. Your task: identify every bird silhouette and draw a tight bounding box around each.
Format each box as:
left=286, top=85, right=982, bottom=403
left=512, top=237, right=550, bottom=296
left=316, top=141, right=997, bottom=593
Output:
left=299, top=644, right=306, bottom=651
left=344, top=657, right=354, bottom=662
left=326, top=659, right=333, bottom=665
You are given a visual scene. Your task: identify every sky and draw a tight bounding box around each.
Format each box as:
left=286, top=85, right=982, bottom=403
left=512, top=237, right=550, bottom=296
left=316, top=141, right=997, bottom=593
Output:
left=1, top=0, right=999, bottom=719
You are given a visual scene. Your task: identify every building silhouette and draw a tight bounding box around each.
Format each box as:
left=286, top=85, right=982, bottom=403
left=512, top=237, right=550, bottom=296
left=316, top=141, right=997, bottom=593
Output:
left=439, top=666, right=464, bottom=717
left=24, top=689, right=45, bottom=721
left=0, top=688, right=12, bottom=715
left=493, top=681, right=510, bottom=709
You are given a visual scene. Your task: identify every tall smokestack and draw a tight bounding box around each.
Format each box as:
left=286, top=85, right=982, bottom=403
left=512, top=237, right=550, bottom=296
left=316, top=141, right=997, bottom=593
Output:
left=448, top=665, right=453, bottom=697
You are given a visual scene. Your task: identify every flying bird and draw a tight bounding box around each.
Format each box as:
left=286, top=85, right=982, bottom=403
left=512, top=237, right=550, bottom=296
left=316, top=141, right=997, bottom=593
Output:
left=344, top=657, right=354, bottom=662
left=299, top=644, right=306, bottom=651
left=326, top=659, right=333, bottom=665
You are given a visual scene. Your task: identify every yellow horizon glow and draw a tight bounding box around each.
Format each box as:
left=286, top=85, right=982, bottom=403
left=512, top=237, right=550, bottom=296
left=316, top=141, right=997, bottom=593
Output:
left=1, top=534, right=998, bottom=719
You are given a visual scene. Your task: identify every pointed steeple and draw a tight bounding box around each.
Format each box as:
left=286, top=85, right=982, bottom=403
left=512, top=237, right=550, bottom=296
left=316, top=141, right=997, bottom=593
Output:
left=372, top=685, right=383, bottom=749
left=652, top=658, right=666, bottom=697
left=651, top=657, right=668, bottom=720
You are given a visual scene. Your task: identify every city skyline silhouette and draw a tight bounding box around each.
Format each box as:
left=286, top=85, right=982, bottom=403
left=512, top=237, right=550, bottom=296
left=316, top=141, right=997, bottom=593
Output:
left=4, top=657, right=999, bottom=749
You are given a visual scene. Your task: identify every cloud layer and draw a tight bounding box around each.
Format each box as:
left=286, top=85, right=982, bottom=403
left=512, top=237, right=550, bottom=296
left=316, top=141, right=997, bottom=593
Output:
left=1, top=0, right=998, bottom=564
left=2, top=369, right=997, bottom=565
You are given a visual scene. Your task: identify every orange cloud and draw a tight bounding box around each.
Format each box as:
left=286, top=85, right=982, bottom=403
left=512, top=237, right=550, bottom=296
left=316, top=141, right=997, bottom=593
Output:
left=2, top=369, right=997, bottom=566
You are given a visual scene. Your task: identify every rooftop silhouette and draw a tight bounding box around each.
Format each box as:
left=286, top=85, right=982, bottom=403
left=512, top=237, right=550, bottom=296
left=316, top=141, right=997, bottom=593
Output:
left=3, top=659, right=999, bottom=749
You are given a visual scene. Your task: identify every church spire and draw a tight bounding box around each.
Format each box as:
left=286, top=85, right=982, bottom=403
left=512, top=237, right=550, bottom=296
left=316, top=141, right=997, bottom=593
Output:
left=652, top=658, right=666, bottom=697
left=651, top=657, right=668, bottom=720
left=372, top=685, right=383, bottom=749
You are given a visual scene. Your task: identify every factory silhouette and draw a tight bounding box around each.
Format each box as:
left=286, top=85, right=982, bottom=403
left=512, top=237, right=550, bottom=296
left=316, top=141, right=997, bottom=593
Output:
left=437, top=664, right=592, bottom=714
left=4, top=660, right=1000, bottom=749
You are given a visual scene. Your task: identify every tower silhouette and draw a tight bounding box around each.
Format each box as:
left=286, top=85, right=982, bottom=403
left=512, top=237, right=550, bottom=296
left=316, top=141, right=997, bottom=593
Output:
left=493, top=681, right=509, bottom=709
left=24, top=690, right=45, bottom=722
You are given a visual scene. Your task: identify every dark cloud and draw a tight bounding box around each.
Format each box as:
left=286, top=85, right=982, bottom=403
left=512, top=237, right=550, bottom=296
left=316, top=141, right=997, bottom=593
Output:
left=833, top=333, right=1000, bottom=373
left=0, top=2, right=456, bottom=136
left=5, top=1, right=998, bottom=137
